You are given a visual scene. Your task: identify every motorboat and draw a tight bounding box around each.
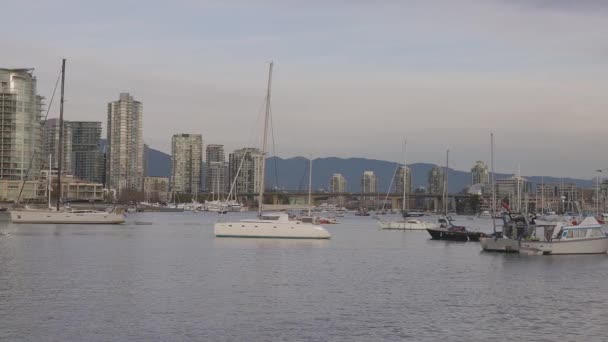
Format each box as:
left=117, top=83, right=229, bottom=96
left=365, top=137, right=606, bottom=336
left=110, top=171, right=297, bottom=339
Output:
left=215, top=212, right=330, bottom=239
left=519, top=216, right=608, bottom=255
left=426, top=216, right=483, bottom=241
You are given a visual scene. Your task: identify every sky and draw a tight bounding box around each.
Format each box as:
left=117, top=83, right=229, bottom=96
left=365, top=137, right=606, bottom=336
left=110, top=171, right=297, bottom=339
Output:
left=4, top=0, right=608, bottom=179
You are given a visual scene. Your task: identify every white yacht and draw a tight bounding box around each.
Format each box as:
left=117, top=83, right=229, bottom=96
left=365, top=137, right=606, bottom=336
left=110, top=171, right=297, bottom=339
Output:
left=214, top=62, right=330, bottom=240
left=11, top=208, right=125, bottom=224
left=379, top=218, right=439, bottom=230
left=519, top=216, right=608, bottom=255
left=215, top=212, right=330, bottom=239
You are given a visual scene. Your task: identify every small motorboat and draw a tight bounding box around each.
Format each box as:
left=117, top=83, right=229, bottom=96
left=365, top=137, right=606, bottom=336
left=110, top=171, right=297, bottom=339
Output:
left=426, top=217, right=484, bottom=241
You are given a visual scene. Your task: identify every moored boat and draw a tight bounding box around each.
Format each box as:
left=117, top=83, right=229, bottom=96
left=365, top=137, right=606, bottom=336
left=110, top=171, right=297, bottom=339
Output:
left=519, top=216, right=608, bottom=255
left=426, top=217, right=483, bottom=241
left=380, top=218, right=438, bottom=230
left=11, top=208, right=125, bottom=224
left=215, top=212, right=330, bottom=239
left=214, top=62, right=331, bottom=240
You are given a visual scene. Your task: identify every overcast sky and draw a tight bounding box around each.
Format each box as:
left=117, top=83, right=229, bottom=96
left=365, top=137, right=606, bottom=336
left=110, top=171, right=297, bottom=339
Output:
left=4, top=0, right=608, bottom=179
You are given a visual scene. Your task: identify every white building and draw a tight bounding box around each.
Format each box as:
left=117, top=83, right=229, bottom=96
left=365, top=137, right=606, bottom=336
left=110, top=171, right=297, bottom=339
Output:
left=144, top=176, right=169, bottom=203
left=171, top=134, right=202, bottom=195
left=394, top=166, right=412, bottom=194
left=206, top=144, right=226, bottom=196
left=0, top=68, right=43, bottom=181
left=106, top=93, right=144, bottom=195
left=329, top=173, right=347, bottom=193
left=228, top=147, right=263, bottom=194
left=471, top=161, right=489, bottom=185
left=427, top=166, right=444, bottom=195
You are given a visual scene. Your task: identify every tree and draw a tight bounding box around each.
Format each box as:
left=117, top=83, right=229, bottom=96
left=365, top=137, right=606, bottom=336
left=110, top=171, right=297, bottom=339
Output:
left=469, top=194, right=482, bottom=214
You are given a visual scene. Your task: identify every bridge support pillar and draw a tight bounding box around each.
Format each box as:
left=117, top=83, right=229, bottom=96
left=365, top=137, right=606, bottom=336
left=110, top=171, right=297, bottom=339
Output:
left=392, top=197, right=400, bottom=210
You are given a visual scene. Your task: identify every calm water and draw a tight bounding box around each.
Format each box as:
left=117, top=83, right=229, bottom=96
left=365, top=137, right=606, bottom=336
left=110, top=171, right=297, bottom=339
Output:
left=1, top=212, right=607, bottom=341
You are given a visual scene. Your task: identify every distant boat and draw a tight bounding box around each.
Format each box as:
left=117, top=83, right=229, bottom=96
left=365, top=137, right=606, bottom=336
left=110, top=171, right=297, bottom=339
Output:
left=478, top=211, right=492, bottom=218
left=380, top=218, right=438, bottom=230
left=214, top=62, right=330, bottom=239
left=379, top=140, right=434, bottom=230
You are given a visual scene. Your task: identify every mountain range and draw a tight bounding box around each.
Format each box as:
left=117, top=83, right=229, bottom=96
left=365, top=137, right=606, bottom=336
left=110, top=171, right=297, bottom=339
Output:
left=130, top=142, right=593, bottom=192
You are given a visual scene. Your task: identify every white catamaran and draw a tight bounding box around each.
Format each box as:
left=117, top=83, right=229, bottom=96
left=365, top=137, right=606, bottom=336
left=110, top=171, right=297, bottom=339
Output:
left=214, top=62, right=330, bottom=239
left=10, top=59, right=125, bottom=224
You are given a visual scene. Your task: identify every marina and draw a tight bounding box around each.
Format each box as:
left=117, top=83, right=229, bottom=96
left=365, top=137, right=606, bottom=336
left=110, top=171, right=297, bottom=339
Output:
left=1, top=211, right=607, bottom=341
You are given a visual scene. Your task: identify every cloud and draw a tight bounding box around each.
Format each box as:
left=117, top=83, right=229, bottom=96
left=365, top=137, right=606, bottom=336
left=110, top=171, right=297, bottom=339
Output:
left=3, top=0, right=608, bottom=178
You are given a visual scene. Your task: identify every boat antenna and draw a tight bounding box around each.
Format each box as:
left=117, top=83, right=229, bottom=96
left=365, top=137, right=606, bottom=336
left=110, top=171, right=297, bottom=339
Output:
left=443, top=149, right=449, bottom=216
left=308, top=155, right=312, bottom=217
left=56, top=59, right=66, bottom=211
left=258, top=61, right=273, bottom=217
left=490, top=132, right=496, bottom=233
left=403, top=139, right=408, bottom=215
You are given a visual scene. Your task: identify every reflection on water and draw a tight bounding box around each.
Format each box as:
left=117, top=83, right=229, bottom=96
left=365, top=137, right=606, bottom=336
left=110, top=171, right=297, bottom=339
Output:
left=0, top=212, right=607, bottom=341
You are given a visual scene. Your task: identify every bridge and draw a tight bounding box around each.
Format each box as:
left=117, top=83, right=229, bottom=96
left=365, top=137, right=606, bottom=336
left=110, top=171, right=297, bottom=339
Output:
left=233, top=191, right=475, bottom=210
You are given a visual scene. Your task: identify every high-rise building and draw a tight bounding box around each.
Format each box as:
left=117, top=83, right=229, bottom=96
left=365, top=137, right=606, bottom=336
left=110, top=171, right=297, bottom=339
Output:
left=106, top=93, right=144, bottom=194
left=143, top=143, right=150, bottom=177
left=206, top=144, right=225, bottom=196
left=42, top=118, right=72, bottom=173
left=329, top=173, right=347, bottom=193
left=0, top=68, right=43, bottom=180
left=171, top=134, right=202, bottom=194
left=143, top=176, right=169, bottom=203
left=228, top=147, right=263, bottom=194
left=70, top=121, right=102, bottom=183
left=427, top=166, right=444, bottom=194
left=394, top=166, right=412, bottom=193
left=471, top=161, right=489, bottom=185
left=361, top=171, right=378, bottom=193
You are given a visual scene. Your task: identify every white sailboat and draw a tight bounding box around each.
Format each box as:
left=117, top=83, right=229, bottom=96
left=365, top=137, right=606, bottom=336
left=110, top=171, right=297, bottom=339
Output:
left=480, top=133, right=519, bottom=252
left=11, top=59, right=125, bottom=224
left=214, top=62, right=330, bottom=239
left=379, top=140, right=438, bottom=230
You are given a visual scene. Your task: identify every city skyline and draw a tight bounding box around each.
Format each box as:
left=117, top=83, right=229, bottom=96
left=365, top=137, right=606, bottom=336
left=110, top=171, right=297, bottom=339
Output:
left=4, top=1, right=608, bottom=179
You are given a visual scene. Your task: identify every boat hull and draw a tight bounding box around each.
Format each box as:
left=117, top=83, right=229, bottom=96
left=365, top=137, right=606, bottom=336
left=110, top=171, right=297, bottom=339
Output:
left=10, top=210, right=125, bottom=224
left=520, top=237, right=608, bottom=255
left=214, top=221, right=331, bottom=239
left=480, top=237, right=519, bottom=252
left=426, top=228, right=481, bottom=241
left=379, top=221, right=438, bottom=230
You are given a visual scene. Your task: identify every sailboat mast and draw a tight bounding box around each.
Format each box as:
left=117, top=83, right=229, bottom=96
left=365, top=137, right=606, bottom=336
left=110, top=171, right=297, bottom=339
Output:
left=443, top=149, right=449, bottom=215
left=402, top=139, right=407, bottom=213
left=56, top=59, right=66, bottom=211
left=258, top=61, right=273, bottom=217
left=490, top=133, right=496, bottom=233
left=308, top=157, right=312, bottom=217
left=48, top=154, right=52, bottom=209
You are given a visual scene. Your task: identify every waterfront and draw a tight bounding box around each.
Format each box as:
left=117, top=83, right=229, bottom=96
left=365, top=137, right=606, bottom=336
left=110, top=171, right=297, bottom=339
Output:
left=1, top=212, right=607, bottom=341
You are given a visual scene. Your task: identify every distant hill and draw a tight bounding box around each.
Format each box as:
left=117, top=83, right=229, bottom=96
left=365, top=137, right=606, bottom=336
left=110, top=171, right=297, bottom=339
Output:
left=100, top=141, right=593, bottom=191
left=266, top=157, right=593, bottom=193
